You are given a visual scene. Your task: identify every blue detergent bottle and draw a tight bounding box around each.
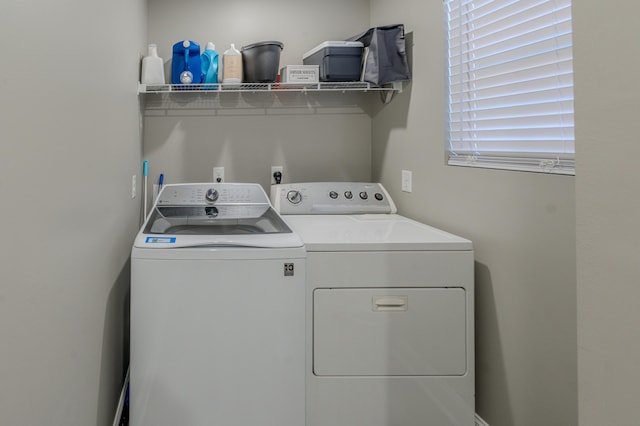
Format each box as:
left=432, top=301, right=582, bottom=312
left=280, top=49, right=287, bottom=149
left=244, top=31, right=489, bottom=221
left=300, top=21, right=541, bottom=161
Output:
left=171, top=40, right=202, bottom=84
left=201, top=42, right=219, bottom=86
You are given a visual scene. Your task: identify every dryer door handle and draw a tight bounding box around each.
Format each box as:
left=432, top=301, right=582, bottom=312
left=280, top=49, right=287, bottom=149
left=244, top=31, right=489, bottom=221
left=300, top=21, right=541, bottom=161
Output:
left=372, top=295, right=408, bottom=311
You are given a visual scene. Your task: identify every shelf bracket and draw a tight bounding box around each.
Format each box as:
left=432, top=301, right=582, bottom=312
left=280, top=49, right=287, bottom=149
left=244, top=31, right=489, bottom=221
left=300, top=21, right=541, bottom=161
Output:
left=380, top=81, right=404, bottom=104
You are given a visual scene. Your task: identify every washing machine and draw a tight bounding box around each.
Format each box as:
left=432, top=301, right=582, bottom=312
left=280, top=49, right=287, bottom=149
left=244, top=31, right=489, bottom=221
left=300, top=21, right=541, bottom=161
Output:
left=272, top=182, right=475, bottom=426
left=130, top=183, right=305, bottom=426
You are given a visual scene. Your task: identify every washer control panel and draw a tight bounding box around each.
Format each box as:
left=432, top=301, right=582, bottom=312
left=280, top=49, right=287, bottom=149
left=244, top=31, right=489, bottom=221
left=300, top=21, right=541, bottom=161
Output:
left=273, top=182, right=397, bottom=215
left=157, top=183, right=269, bottom=206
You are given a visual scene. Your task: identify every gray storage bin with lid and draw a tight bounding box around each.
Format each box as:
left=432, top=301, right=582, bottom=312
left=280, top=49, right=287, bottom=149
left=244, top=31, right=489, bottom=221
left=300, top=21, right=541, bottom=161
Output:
left=303, top=41, right=364, bottom=82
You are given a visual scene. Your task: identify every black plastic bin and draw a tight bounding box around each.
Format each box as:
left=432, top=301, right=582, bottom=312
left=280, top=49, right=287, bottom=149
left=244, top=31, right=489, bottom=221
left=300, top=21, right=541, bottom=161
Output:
left=241, top=41, right=284, bottom=83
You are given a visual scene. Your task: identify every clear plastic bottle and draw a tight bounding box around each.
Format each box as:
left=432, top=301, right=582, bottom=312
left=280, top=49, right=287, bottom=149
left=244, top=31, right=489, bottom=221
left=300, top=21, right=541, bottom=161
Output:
left=141, top=44, right=165, bottom=85
left=222, top=43, right=242, bottom=85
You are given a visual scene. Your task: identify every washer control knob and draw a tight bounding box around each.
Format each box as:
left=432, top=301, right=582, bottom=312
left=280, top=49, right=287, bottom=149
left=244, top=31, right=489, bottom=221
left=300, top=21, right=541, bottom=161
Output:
left=359, top=191, right=368, bottom=200
left=205, top=188, right=219, bottom=202
left=287, top=190, right=302, bottom=204
left=375, top=192, right=384, bottom=201
left=329, top=191, right=339, bottom=199
left=344, top=191, right=353, bottom=199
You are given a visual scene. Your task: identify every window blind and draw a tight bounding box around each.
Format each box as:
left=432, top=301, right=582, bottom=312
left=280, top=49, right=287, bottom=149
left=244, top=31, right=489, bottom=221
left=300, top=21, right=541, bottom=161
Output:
left=446, top=0, right=575, bottom=175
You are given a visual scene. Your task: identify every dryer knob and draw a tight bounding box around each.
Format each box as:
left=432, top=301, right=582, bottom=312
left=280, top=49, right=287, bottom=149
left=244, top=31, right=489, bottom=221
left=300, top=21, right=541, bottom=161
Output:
left=205, top=188, right=219, bottom=202
left=375, top=193, right=384, bottom=201
left=344, top=191, right=353, bottom=199
left=329, top=191, right=339, bottom=199
left=359, top=191, right=368, bottom=200
left=287, top=190, right=302, bottom=204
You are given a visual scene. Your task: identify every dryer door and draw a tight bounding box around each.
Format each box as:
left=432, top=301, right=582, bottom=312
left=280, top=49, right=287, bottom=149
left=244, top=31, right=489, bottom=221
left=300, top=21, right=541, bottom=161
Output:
left=313, top=287, right=467, bottom=376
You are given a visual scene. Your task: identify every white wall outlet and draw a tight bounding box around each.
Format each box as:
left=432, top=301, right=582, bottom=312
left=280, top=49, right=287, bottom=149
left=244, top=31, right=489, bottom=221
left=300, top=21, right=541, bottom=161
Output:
left=401, top=170, right=413, bottom=193
left=213, top=167, right=225, bottom=183
left=271, top=166, right=283, bottom=185
left=131, top=175, right=137, bottom=199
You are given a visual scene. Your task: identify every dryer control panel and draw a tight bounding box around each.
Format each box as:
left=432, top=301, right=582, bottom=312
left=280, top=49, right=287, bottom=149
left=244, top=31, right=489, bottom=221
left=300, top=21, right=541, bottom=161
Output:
left=272, top=182, right=397, bottom=215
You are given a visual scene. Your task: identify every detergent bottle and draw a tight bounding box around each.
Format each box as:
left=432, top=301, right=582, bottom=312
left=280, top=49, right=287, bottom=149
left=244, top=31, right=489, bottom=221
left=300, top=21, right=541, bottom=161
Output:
left=222, top=43, right=242, bottom=85
left=201, top=42, right=219, bottom=85
left=141, top=44, right=165, bottom=85
left=171, top=40, right=202, bottom=84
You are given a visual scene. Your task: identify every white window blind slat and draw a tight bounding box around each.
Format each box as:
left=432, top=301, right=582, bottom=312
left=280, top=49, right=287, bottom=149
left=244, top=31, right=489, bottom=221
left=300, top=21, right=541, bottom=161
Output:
left=448, top=21, right=572, bottom=60
left=450, top=86, right=574, bottom=111
left=450, top=113, right=575, bottom=132
left=449, top=59, right=573, bottom=91
left=451, top=76, right=574, bottom=106
left=449, top=21, right=572, bottom=63
left=451, top=34, right=573, bottom=76
left=448, top=0, right=569, bottom=33
left=446, top=0, right=574, bottom=175
left=449, top=47, right=573, bottom=80
left=450, top=100, right=575, bottom=121
left=459, top=1, right=569, bottom=32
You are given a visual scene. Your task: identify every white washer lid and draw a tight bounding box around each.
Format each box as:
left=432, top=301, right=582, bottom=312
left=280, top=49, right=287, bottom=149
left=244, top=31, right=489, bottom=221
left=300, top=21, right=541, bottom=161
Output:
left=282, top=214, right=472, bottom=252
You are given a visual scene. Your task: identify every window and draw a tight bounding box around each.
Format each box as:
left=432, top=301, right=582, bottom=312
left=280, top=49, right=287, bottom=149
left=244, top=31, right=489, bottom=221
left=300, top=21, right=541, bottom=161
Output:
left=446, top=0, right=574, bottom=175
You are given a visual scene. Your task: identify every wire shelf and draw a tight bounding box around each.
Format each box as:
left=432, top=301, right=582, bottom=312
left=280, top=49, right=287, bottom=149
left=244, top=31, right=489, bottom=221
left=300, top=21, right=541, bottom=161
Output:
left=138, top=81, right=402, bottom=94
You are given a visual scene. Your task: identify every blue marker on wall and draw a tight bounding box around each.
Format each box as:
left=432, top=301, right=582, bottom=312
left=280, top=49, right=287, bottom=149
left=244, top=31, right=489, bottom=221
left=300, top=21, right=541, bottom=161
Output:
left=159, top=173, right=164, bottom=189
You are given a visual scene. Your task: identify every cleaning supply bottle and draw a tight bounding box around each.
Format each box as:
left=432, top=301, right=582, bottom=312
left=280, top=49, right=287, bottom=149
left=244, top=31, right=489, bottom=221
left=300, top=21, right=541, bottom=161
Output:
left=141, top=44, right=165, bottom=85
left=222, top=43, right=242, bottom=85
left=171, top=40, right=202, bottom=84
left=201, top=42, right=219, bottom=85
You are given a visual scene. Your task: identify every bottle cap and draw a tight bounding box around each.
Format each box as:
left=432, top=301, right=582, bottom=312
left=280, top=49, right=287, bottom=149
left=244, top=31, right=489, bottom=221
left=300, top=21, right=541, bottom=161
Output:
left=206, top=42, right=216, bottom=51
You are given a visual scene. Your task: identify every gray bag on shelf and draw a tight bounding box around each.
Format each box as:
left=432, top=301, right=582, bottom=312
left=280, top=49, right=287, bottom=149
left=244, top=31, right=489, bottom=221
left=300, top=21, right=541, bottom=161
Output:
left=347, top=24, right=411, bottom=86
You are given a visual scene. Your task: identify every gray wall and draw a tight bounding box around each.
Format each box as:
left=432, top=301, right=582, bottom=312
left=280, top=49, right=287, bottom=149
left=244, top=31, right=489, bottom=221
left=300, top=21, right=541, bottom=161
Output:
left=144, top=0, right=374, bottom=191
left=369, top=1, right=577, bottom=426
left=574, top=2, right=640, bottom=425
left=0, top=0, right=146, bottom=425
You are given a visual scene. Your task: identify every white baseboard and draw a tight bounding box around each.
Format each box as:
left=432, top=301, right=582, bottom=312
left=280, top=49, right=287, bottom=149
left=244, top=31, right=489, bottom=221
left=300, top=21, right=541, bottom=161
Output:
left=475, top=413, right=490, bottom=426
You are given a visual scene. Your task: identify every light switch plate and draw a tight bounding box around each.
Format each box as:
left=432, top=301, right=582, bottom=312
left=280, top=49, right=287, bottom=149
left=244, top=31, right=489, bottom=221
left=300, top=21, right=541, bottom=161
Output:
left=401, top=170, right=412, bottom=193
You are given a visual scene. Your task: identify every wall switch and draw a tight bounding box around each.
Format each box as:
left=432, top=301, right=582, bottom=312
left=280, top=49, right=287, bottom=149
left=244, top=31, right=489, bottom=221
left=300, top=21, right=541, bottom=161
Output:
left=271, top=166, right=283, bottom=185
left=213, top=167, right=225, bottom=183
left=401, top=170, right=412, bottom=193
left=131, top=175, right=137, bottom=199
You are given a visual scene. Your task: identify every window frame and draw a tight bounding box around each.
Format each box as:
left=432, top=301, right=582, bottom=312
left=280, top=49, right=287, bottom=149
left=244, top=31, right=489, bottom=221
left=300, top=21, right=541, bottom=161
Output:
left=445, top=0, right=575, bottom=175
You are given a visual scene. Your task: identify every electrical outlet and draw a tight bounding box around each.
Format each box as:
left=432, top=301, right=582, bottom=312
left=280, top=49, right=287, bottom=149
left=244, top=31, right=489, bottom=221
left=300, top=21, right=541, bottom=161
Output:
left=401, top=170, right=412, bottom=193
left=131, top=175, right=137, bottom=199
left=271, top=166, right=283, bottom=185
left=213, top=167, right=225, bottom=183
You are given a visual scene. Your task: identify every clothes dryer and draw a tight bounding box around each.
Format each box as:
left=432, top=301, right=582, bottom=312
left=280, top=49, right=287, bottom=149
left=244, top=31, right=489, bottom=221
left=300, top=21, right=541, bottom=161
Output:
left=272, top=182, right=474, bottom=426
